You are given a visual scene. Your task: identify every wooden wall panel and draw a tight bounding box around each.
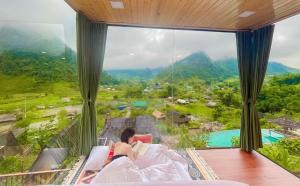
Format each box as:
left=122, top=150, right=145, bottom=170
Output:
left=66, top=0, right=300, bottom=31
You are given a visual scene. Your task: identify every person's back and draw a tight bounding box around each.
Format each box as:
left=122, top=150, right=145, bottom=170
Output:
left=113, top=141, right=135, bottom=160
left=111, top=128, right=136, bottom=161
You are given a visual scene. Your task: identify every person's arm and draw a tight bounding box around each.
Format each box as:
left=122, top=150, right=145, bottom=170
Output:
left=130, top=141, right=137, bottom=148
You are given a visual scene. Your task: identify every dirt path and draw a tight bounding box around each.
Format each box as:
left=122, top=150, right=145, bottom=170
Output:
left=125, top=109, right=131, bottom=118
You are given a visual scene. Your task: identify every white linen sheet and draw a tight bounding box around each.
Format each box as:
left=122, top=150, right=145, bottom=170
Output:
left=91, top=144, right=191, bottom=184
left=84, top=146, right=109, bottom=171
left=82, top=180, right=249, bottom=186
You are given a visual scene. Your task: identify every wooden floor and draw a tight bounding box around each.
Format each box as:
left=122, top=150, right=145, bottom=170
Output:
left=197, top=148, right=300, bottom=186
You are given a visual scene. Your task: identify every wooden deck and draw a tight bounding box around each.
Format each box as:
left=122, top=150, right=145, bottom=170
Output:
left=197, top=148, right=300, bottom=186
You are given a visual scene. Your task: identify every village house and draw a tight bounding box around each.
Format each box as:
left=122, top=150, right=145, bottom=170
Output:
left=152, top=110, right=166, bottom=120
left=166, top=111, right=190, bottom=125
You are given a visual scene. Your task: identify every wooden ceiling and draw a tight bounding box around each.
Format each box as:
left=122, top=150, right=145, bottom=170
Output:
left=65, top=0, right=300, bottom=31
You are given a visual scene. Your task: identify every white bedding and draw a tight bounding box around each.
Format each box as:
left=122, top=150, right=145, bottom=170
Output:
left=91, top=144, right=191, bottom=184
left=84, top=146, right=109, bottom=171
left=81, top=180, right=249, bottom=186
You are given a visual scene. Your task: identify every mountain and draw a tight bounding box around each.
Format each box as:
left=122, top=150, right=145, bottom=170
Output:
left=156, top=52, right=223, bottom=81
left=156, top=52, right=300, bottom=82
left=100, top=71, right=121, bottom=85
left=0, top=25, right=66, bottom=56
left=214, top=58, right=238, bottom=77
left=266, top=62, right=300, bottom=74
left=0, top=24, right=78, bottom=81
left=215, top=58, right=300, bottom=75
left=105, top=68, right=162, bottom=80
left=0, top=25, right=123, bottom=85
left=1, top=24, right=299, bottom=83
left=0, top=24, right=159, bottom=82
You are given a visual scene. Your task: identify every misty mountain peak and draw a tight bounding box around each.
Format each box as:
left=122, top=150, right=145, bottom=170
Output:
left=0, top=24, right=65, bottom=56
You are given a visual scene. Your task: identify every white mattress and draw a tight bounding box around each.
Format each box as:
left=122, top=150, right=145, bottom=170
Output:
left=91, top=144, right=191, bottom=183
left=51, top=180, right=248, bottom=186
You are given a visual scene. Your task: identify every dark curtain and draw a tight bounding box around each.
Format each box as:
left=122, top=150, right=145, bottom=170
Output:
left=77, top=13, right=107, bottom=155
left=236, top=25, right=274, bottom=152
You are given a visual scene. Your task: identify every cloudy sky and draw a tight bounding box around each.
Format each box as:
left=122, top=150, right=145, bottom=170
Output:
left=0, top=0, right=300, bottom=69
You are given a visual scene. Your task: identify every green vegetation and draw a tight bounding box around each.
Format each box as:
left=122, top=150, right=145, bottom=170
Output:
left=0, top=51, right=76, bottom=81
left=177, top=127, right=208, bottom=149
left=231, top=136, right=240, bottom=147
left=157, top=121, right=182, bottom=136
left=214, top=87, right=241, bottom=107
left=0, top=154, right=37, bottom=174
left=259, top=138, right=300, bottom=172
left=230, top=137, right=300, bottom=172
left=276, top=138, right=300, bottom=155
left=257, top=74, right=300, bottom=116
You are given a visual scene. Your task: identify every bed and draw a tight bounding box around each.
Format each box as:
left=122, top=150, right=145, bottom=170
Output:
left=69, top=144, right=248, bottom=186
left=81, top=180, right=248, bottom=186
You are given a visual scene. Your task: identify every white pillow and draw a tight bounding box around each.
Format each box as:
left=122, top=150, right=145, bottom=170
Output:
left=84, top=146, right=109, bottom=171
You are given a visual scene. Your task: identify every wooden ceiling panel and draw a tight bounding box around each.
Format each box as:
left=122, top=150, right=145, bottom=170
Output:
left=66, top=0, right=300, bottom=31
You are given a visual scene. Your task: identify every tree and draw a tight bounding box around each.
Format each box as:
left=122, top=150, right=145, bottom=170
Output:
left=159, top=84, right=178, bottom=98
left=124, top=85, right=143, bottom=98
left=212, top=104, right=225, bottom=120
left=215, top=88, right=240, bottom=107
left=231, top=136, right=240, bottom=147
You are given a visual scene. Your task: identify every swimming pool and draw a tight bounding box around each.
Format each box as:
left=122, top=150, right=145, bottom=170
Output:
left=208, top=129, right=284, bottom=147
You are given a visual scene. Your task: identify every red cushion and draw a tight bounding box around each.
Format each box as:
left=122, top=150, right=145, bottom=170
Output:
left=107, top=144, right=115, bottom=160
left=133, top=134, right=153, bottom=143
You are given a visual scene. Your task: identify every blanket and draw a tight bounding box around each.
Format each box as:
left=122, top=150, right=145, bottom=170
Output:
left=91, top=144, right=191, bottom=183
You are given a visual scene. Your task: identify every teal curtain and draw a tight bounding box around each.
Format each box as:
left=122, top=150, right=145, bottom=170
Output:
left=236, top=25, right=274, bottom=152
left=77, top=13, right=107, bottom=155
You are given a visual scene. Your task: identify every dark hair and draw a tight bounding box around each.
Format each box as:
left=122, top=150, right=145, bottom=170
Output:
left=121, top=128, right=135, bottom=143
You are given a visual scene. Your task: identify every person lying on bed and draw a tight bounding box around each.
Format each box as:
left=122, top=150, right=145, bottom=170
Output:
left=112, top=128, right=137, bottom=161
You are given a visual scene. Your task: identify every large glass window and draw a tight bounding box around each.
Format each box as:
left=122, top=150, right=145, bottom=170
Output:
left=98, top=27, right=239, bottom=150
left=0, top=0, right=77, bottom=174
left=256, top=15, right=300, bottom=174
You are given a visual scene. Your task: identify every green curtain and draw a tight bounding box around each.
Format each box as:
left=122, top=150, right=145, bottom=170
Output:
left=236, top=25, right=274, bottom=152
left=77, top=13, right=107, bottom=155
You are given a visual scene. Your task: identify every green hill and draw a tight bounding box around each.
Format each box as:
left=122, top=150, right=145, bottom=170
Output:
left=0, top=50, right=119, bottom=85
left=0, top=50, right=76, bottom=82
left=266, top=62, right=300, bottom=74
left=216, top=58, right=299, bottom=76
left=0, top=25, right=119, bottom=86
left=156, top=52, right=223, bottom=81
left=156, top=52, right=300, bottom=82
left=1, top=25, right=299, bottom=84
left=106, top=68, right=162, bottom=80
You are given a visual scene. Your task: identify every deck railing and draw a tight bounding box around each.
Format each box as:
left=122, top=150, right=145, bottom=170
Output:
left=0, top=169, right=69, bottom=186
left=47, top=120, right=80, bottom=156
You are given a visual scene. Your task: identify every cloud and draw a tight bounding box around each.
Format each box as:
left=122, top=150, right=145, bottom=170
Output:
left=104, top=26, right=237, bottom=69
left=0, top=0, right=73, bottom=24
left=270, top=15, right=300, bottom=69
left=104, top=16, right=300, bottom=69
left=0, top=0, right=76, bottom=50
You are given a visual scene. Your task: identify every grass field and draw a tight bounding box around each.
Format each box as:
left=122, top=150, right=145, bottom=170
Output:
left=171, top=102, right=213, bottom=121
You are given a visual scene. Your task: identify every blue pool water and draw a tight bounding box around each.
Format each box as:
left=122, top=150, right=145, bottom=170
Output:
left=208, top=129, right=284, bottom=147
